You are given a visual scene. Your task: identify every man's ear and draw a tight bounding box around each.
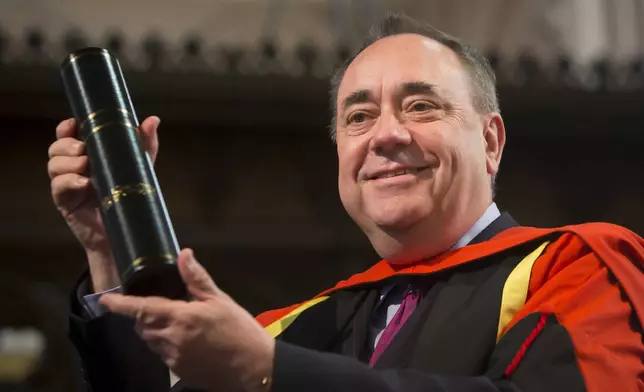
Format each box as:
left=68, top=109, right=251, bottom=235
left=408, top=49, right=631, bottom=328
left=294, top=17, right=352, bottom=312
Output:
left=483, top=113, right=506, bottom=176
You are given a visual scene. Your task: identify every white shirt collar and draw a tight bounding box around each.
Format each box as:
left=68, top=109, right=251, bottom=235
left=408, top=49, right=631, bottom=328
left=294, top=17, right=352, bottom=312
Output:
left=449, top=203, right=501, bottom=251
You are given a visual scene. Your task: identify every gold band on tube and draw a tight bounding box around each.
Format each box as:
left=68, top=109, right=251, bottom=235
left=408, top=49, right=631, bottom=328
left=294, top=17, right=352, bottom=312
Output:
left=80, top=107, right=134, bottom=130
left=131, top=253, right=175, bottom=268
left=83, top=121, right=136, bottom=142
left=101, top=183, right=156, bottom=210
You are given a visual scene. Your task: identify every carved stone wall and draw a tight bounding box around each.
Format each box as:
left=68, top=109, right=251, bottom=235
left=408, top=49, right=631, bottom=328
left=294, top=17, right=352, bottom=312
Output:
left=2, top=0, right=644, bottom=85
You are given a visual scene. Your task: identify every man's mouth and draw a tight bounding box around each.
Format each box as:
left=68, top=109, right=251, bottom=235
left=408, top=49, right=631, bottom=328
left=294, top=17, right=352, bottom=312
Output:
left=372, top=167, right=428, bottom=180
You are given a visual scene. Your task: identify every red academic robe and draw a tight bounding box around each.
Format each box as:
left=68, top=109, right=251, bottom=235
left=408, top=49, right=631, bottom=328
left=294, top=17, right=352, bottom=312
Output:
left=256, top=222, right=644, bottom=392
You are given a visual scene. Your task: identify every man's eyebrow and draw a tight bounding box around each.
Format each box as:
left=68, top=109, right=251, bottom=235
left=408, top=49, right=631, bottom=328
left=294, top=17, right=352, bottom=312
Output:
left=340, top=89, right=373, bottom=113
left=339, top=82, right=440, bottom=114
left=400, top=81, right=440, bottom=96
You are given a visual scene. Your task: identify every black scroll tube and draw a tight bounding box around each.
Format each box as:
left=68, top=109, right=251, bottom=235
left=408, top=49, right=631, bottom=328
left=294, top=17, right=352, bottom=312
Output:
left=60, top=47, right=187, bottom=300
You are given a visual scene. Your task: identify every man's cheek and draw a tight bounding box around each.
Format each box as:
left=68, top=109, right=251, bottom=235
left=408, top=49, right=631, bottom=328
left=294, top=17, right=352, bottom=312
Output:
left=338, top=182, right=363, bottom=219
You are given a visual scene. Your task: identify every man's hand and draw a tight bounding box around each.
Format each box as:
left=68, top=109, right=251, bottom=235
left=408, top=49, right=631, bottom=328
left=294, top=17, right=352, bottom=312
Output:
left=100, top=249, right=275, bottom=392
left=48, top=116, right=161, bottom=291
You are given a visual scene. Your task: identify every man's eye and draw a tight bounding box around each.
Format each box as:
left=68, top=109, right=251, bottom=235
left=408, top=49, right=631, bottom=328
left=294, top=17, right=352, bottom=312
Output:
left=348, top=112, right=367, bottom=124
left=410, top=102, right=434, bottom=112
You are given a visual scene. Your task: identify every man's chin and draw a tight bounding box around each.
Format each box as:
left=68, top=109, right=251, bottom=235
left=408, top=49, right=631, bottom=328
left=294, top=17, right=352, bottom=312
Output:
left=366, top=218, right=450, bottom=265
left=369, top=210, right=425, bottom=234
left=364, top=198, right=430, bottom=230
left=366, top=231, right=427, bottom=265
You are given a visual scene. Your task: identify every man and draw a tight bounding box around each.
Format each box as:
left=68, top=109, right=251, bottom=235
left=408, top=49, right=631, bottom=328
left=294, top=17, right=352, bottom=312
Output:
left=48, top=14, right=644, bottom=392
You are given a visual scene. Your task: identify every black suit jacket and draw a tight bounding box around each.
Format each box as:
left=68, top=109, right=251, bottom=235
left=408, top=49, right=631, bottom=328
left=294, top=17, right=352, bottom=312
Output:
left=67, top=213, right=587, bottom=391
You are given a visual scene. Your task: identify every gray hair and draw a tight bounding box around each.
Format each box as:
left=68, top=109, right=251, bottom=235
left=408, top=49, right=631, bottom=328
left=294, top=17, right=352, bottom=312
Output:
left=328, top=13, right=500, bottom=140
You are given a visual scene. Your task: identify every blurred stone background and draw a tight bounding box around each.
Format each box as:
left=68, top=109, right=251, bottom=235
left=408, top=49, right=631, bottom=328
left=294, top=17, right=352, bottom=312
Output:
left=0, top=1, right=642, bottom=390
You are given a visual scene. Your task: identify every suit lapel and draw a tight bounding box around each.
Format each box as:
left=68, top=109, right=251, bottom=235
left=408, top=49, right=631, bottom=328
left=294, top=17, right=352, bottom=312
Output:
left=344, top=288, right=380, bottom=360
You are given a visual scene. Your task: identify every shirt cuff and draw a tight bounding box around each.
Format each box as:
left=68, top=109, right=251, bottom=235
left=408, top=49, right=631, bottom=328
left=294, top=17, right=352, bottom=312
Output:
left=82, top=285, right=123, bottom=318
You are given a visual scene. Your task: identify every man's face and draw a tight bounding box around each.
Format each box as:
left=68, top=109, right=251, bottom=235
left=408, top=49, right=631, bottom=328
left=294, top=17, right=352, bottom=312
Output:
left=335, top=34, right=504, bottom=262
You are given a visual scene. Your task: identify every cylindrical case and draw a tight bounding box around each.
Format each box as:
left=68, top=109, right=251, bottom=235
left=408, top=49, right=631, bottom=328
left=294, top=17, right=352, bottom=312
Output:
left=60, top=47, right=186, bottom=299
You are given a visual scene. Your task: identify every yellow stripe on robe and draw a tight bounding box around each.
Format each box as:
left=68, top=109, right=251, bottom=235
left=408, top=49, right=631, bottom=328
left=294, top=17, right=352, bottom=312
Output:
left=496, top=241, right=550, bottom=342
left=264, top=296, right=330, bottom=338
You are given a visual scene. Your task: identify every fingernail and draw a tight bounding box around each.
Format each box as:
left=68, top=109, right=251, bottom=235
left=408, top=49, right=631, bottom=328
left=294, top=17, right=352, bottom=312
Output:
left=77, top=177, right=89, bottom=185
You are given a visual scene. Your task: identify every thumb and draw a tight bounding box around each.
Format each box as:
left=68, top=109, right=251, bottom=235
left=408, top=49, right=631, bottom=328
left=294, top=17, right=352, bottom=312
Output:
left=177, top=248, right=219, bottom=300
left=139, top=116, right=160, bottom=163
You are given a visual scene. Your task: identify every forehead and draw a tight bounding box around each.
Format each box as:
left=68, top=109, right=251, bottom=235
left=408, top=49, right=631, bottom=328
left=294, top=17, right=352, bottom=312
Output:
left=338, top=34, right=470, bottom=104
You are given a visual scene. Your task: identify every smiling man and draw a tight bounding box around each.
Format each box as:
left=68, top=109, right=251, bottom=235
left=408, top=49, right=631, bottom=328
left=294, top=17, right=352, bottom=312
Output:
left=50, top=13, right=644, bottom=392
left=334, top=30, right=503, bottom=265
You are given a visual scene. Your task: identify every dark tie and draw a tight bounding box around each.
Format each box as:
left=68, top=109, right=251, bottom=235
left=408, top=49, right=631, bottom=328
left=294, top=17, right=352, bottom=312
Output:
left=369, top=285, right=422, bottom=366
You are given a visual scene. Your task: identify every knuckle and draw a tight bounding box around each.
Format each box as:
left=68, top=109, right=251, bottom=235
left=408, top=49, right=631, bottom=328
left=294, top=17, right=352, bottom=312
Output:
left=170, top=331, right=185, bottom=348
left=51, top=174, right=75, bottom=195
left=47, top=143, right=57, bottom=158
left=47, top=156, right=63, bottom=171
left=175, top=308, right=199, bottom=328
left=174, top=308, right=193, bottom=324
left=48, top=157, right=84, bottom=178
left=48, top=138, right=81, bottom=158
left=55, top=119, right=68, bottom=130
left=50, top=174, right=65, bottom=191
left=46, top=160, right=56, bottom=178
left=73, top=156, right=87, bottom=171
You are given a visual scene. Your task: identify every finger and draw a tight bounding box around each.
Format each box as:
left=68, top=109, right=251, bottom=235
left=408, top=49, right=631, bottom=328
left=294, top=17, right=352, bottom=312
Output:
left=56, top=118, right=78, bottom=140
left=100, top=293, right=177, bottom=319
left=139, top=116, right=160, bottom=163
left=177, top=248, right=220, bottom=300
left=132, top=325, right=176, bottom=360
left=47, top=156, right=88, bottom=179
left=100, top=294, right=146, bottom=318
left=137, top=325, right=170, bottom=344
left=135, top=308, right=172, bottom=331
left=142, top=334, right=175, bottom=359
left=50, top=173, right=92, bottom=208
left=48, top=137, right=85, bottom=159
left=138, top=324, right=163, bottom=339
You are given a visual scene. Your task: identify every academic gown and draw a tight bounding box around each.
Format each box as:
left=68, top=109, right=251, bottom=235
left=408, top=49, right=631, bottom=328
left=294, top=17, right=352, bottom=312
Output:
left=67, top=213, right=644, bottom=392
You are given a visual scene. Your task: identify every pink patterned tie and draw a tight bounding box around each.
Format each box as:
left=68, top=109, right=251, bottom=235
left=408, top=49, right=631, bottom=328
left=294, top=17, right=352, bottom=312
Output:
left=369, top=285, right=422, bottom=366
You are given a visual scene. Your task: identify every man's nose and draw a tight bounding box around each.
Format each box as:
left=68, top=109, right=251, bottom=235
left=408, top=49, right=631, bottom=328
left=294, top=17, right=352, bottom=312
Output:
left=369, top=113, right=412, bottom=154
